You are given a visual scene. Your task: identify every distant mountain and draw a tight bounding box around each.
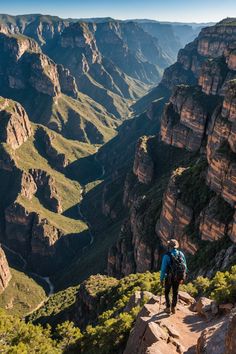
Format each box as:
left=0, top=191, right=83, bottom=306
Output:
left=0, top=14, right=177, bottom=119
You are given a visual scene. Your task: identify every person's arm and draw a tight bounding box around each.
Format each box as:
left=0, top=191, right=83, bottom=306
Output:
left=160, top=255, right=168, bottom=282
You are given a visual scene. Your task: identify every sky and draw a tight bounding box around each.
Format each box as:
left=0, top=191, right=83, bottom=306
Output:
left=0, top=0, right=236, bottom=23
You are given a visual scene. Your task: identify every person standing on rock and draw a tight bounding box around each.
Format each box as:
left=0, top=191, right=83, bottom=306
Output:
left=160, top=239, right=187, bottom=314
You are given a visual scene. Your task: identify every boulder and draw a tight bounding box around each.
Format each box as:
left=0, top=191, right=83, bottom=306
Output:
left=195, top=297, right=212, bottom=319
left=178, top=291, right=195, bottom=305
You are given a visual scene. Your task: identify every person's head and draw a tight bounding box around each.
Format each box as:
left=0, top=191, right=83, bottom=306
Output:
left=167, top=239, right=179, bottom=250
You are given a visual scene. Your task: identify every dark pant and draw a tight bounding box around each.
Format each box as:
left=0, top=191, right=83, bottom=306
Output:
left=165, top=277, right=180, bottom=308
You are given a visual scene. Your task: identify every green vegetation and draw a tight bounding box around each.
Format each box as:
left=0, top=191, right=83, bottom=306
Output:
left=0, top=309, right=60, bottom=353
left=2, top=267, right=236, bottom=353
left=30, top=272, right=162, bottom=354
left=176, top=158, right=214, bottom=214
left=0, top=268, right=46, bottom=317
left=28, top=285, right=80, bottom=327
left=182, top=265, right=236, bottom=304
left=50, top=94, right=118, bottom=144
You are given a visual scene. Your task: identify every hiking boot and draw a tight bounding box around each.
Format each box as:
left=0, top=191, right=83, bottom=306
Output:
left=171, top=306, right=176, bottom=314
left=164, top=307, right=171, bottom=314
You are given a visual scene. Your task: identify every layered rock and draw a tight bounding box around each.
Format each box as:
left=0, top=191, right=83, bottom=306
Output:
left=0, top=32, right=62, bottom=105
left=206, top=147, right=236, bottom=208
left=0, top=246, right=11, bottom=293
left=198, top=58, right=228, bottom=95
left=0, top=97, right=32, bottom=150
left=199, top=197, right=232, bottom=241
left=133, top=136, right=154, bottom=184
left=156, top=168, right=197, bottom=254
left=161, top=86, right=214, bottom=151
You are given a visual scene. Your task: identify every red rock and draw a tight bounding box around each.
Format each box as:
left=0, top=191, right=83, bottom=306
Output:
left=156, top=168, right=197, bottom=254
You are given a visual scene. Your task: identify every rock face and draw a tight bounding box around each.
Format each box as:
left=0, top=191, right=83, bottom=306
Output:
left=31, top=215, right=61, bottom=257
left=161, top=85, right=215, bottom=151
left=29, top=169, right=62, bottom=213
left=26, top=52, right=61, bottom=96
left=4, top=201, right=64, bottom=274
left=199, top=196, right=233, bottom=242
left=196, top=308, right=236, bottom=354
left=156, top=168, right=197, bottom=254
left=0, top=32, right=65, bottom=116
left=4, top=202, right=35, bottom=257
left=57, top=64, right=78, bottom=98
left=106, top=19, right=236, bottom=279
left=0, top=97, right=32, bottom=150
left=158, top=19, right=236, bottom=255
left=124, top=295, right=206, bottom=354
left=39, top=127, right=69, bottom=170
left=133, top=136, right=154, bottom=184
left=0, top=246, right=11, bottom=293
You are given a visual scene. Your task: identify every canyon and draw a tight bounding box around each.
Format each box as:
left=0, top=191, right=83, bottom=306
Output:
left=0, top=14, right=236, bottom=354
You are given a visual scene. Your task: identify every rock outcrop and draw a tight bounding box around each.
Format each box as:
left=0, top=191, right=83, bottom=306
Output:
left=40, top=128, right=69, bottom=170
left=29, top=169, right=62, bottom=213
left=199, top=196, right=233, bottom=241
left=161, top=85, right=216, bottom=151
left=31, top=215, right=62, bottom=257
left=156, top=168, right=197, bottom=254
left=133, top=136, right=154, bottom=184
left=57, top=64, right=78, bottom=98
left=0, top=97, right=32, bottom=150
left=0, top=32, right=61, bottom=98
left=0, top=246, right=11, bottom=293
left=124, top=295, right=207, bottom=354
left=197, top=308, right=236, bottom=354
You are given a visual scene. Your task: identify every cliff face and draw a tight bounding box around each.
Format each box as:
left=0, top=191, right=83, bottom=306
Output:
left=107, top=19, right=236, bottom=278
left=0, top=97, right=32, bottom=150
left=0, top=246, right=11, bottom=294
left=133, top=136, right=154, bottom=184
left=158, top=19, right=236, bottom=254
left=0, top=32, right=61, bottom=98
left=156, top=168, right=197, bottom=254
left=161, top=86, right=215, bottom=151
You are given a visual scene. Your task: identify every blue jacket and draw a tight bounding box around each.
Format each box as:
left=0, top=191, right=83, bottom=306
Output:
left=160, top=249, right=187, bottom=282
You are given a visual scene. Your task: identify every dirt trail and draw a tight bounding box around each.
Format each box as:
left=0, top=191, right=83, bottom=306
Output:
left=124, top=294, right=226, bottom=354
left=162, top=303, right=209, bottom=353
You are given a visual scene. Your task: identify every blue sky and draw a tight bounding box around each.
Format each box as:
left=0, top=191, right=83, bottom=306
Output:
left=0, top=0, right=236, bottom=23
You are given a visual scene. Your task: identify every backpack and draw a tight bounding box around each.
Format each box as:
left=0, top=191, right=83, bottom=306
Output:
left=167, top=251, right=186, bottom=282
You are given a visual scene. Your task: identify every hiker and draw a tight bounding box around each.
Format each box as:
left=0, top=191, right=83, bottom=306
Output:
left=160, top=239, right=187, bottom=314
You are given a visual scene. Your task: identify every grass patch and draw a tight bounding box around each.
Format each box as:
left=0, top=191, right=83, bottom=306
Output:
left=0, top=268, right=46, bottom=317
